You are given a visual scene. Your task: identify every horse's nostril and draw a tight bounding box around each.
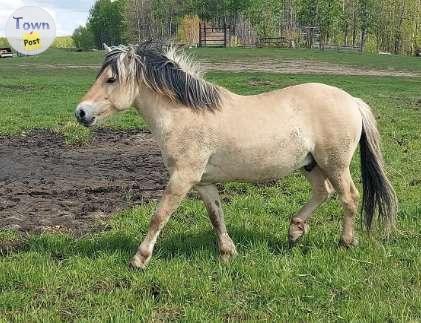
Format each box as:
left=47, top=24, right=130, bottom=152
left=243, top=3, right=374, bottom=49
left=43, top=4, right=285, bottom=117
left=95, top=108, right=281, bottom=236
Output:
left=79, top=109, right=86, bottom=118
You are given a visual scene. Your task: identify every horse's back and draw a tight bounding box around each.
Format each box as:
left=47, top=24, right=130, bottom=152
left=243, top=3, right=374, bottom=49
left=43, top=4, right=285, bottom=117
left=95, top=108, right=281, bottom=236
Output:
left=220, top=82, right=362, bottom=143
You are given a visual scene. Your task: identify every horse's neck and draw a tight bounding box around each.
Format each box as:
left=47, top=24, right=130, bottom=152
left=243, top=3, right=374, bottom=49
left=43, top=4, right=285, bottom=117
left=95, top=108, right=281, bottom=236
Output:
left=133, top=90, right=177, bottom=140
left=133, top=86, right=236, bottom=141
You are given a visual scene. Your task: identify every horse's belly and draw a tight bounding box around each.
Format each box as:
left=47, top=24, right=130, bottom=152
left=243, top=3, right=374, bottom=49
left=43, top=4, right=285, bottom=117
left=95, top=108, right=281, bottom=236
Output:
left=201, top=146, right=310, bottom=183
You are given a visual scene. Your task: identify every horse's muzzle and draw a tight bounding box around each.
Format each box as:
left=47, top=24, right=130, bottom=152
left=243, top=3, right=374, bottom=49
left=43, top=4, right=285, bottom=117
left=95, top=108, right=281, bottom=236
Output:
left=75, top=105, right=96, bottom=127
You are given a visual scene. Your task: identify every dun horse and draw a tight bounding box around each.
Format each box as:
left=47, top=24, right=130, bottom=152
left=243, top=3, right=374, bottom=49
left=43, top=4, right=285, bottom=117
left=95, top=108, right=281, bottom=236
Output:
left=75, top=43, right=397, bottom=269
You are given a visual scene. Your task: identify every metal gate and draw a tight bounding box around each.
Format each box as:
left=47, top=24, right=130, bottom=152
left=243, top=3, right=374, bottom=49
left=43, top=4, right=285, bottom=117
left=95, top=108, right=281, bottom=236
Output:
left=199, top=23, right=230, bottom=48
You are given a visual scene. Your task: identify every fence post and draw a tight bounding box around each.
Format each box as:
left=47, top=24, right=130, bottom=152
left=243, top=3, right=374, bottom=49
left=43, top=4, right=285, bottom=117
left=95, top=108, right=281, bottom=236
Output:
left=199, top=22, right=202, bottom=48
left=224, top=23, right=227, bottom=47
left=204, top=23, right=206, bottom=47
left=227, top=25, right=230, bottom=47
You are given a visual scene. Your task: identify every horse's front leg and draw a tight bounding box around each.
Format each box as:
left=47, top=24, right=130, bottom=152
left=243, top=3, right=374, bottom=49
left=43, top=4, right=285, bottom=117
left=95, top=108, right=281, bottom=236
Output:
left=129, top=171, right=198, bottom=269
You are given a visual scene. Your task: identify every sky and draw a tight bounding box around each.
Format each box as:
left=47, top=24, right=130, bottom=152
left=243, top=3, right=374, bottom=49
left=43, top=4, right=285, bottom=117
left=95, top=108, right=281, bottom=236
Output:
left=0, top=0, right=96, bottom=36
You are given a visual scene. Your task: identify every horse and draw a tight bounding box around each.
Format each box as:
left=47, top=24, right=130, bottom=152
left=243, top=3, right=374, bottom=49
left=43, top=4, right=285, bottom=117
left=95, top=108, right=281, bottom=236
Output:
left=75, top=43, right=397, bottom=269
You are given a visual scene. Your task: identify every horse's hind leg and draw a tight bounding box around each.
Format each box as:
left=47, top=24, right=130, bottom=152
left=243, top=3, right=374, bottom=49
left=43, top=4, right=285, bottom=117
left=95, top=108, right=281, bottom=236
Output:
left=195, top=184, right=237, bottom=261
left=323, top=167, right=359, bottom=247
left=288, top=166, right=334, bottom=245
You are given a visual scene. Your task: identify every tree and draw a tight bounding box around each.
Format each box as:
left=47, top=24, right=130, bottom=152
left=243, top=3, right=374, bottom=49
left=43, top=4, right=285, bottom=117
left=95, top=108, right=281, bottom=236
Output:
left=88, top=0, right=126, bottom=48
left=111, top=0, right=421, bottom=55
left=72, top=25, right=95, bottom=50
left=247, top=0, right=282, bottom=38
left=125, top=0, right=177, bottom=43
left=357, top=0, right=375, bottom=51
left=297, top=0, right=342, bottom=48
left=318, top=0, right=342, bottom=48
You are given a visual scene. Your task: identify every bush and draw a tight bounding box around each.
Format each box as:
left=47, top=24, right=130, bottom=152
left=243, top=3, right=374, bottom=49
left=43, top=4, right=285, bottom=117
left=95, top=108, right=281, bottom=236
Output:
left=52, top=36, right=75, bottom=48
left=364, top=35, right=378, bottom=54
left=0, top=37, right=10, bottom=47
left=177, top=15, right=200, bottom=45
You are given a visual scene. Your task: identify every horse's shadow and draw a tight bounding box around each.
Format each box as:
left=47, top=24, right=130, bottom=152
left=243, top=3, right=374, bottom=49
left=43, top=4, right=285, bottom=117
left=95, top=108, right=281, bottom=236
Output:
left=16, top=226, right=292, bottom=262
left=156, top=227, right=291, bottom=260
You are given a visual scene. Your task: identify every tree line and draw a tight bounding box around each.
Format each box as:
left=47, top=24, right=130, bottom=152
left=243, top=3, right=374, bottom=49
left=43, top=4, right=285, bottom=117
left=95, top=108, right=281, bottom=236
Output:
left=73, top=0, right=421, bottom=55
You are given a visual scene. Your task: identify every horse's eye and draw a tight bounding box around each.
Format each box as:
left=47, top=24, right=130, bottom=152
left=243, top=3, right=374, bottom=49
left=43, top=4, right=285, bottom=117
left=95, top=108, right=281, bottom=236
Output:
left=106, top=77, right=116, bottom=84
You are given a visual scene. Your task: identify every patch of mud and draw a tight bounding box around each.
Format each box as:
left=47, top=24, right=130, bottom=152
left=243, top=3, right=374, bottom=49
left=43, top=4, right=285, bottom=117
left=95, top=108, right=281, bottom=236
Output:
left=0, top=129, right=167, bottom=234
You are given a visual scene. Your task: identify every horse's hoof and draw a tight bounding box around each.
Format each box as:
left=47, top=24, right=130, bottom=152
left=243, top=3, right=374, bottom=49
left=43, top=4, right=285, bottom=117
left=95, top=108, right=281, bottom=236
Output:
left=288, top=219, right=309, bottom=245
left=220, top=249, right=237, bottom=263
left=128, top=254, right=150, bottom=270
left=339, top=237, right=359, bottom=248
left=219, top=239, right=237, bottom=262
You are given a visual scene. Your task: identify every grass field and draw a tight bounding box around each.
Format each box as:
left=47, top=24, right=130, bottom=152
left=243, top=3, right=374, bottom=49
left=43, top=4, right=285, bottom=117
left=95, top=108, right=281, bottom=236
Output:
left=0, top=48, right=420, bottom=321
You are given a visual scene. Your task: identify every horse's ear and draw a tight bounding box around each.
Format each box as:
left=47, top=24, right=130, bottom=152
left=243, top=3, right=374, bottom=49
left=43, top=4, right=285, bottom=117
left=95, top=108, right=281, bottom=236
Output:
left=127, top=45, right=136, bottom=59
left=103, top=43, right=111, bottom=53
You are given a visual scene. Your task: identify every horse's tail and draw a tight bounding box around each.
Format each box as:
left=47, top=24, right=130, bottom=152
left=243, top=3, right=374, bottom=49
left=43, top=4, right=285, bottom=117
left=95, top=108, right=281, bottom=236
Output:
left=355, top=98, right=398, bottom=230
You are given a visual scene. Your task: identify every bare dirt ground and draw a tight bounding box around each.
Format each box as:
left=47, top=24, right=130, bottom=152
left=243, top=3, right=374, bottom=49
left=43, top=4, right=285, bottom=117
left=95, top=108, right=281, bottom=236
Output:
left=199, top=59, right=419, bottom=77
left=0, top=129, right=167, bottom=234
left=18, top=59, right=420, bottom=77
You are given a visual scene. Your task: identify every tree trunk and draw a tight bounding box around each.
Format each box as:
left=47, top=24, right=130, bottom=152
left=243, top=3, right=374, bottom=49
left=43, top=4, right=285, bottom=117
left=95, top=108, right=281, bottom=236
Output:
left=352, top=8, right=357, bottom=47
left=344, top=22, right=349, bottom=46
left=360, top=28, right=366, bottom=52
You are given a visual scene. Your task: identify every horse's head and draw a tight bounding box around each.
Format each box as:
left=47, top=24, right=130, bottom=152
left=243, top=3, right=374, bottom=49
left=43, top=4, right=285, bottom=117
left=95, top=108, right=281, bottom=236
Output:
left=75, top=44, right=139, bottom=127
left=75, top=43, right=220, bottom=127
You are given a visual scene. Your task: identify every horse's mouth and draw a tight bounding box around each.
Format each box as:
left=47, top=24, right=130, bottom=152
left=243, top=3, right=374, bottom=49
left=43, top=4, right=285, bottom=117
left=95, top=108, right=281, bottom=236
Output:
left=79, top=116, right=96, bottom=127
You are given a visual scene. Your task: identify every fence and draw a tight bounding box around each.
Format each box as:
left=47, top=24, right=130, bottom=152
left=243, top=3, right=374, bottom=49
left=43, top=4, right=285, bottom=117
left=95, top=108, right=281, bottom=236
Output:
left=199, top=23, right=230, bottom=48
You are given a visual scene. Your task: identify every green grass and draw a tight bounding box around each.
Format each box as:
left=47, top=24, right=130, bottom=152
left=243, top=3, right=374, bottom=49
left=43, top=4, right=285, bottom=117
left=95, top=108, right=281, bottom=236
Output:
left=0, top=48, right=103, bottom=66
left=0, top=49, right=420, bottom=321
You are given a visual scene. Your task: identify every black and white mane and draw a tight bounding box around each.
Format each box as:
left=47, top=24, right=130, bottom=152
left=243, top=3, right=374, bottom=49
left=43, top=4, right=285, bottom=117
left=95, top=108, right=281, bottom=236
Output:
left=98, top=43, right=221, bottom=110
